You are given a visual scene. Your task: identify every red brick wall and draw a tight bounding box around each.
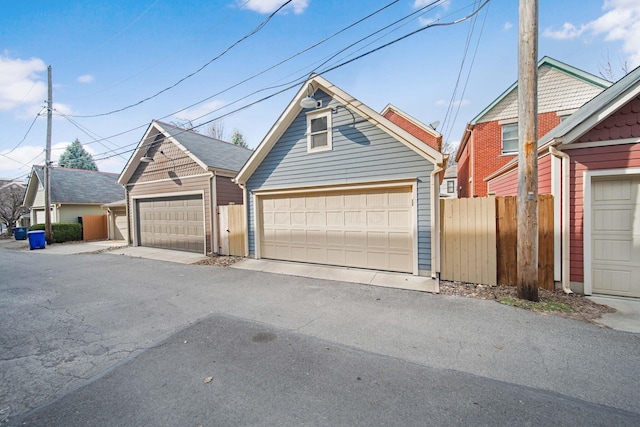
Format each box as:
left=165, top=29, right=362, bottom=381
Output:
left=383, top=110, right=442, bottom=152
left=463, top=111, right=562, bottom=197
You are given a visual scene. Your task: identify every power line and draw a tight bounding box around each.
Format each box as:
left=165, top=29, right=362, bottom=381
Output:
left=60, top=0, right=408, bottom=148
left=71, top=1, right=252, bottom=102
left=444, top=1, right=490, bottom=143
left=441, top=0, right=482, bottom=140
left=2, top=107, right=45, bottom=156
left=92, top=0, right=492, bottom=162
left=69, top=0, right=295, bottom=118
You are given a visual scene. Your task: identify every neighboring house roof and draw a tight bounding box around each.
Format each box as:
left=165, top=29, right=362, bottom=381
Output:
left=235, top=74, right=444, bottom=184
left=485, top=64, right=640, bottom=182
left=455, top=56, right=611, bottom=162
left=118, top=121, right=252, bottom=185
left=24, top=166, right=124, bottom=207
left=380, top=104, right=442, bottom=145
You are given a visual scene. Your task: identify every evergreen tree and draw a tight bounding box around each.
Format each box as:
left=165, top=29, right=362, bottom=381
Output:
left=58, top=139, right=98, bottom=170
left=231, top=130, right=248, bottom=148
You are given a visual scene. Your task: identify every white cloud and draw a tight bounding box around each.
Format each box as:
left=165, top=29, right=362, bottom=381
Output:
left=239, top=0, right=309, bottom=14
left=174, top=100, right=226, bottom=123
left=0, top=54, right=47, bottom=112
left=77, top=74, right=94, bottom=84
left=542, top=22, right=585, bottom=40
left=0, top=145, right=45, bottom=175
left=543, top=0, right=640, bottom=67
left=435, top=99, right=470, bottom=107
left=503, top=22, right=513, bottom=31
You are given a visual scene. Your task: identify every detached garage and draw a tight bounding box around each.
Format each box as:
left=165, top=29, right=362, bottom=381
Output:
left=486, top=64, right=640, bottom=298
left=118, top=121, right=251, bottom=255
left=235, top=75, right=445, bottom=276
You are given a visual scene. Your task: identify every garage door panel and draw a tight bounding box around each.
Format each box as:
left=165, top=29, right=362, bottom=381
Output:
left=259, top=186, right=414, bottom=273
left=592, top=177, right=640, bottom=297
left=137, top=195, right=204, bottom=254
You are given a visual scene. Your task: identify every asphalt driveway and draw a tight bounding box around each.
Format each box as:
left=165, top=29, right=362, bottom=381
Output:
left=1, top=248, right=639, bottom=425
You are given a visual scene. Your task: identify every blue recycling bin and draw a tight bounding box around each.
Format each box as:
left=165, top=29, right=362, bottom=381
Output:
left=27, top=230, right=46, bottom=250
left=13, top=227, right=27, bottom=240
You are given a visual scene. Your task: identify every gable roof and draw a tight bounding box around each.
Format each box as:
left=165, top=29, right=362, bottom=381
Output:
left=24, top=166, right=124, bottom=207
left=471, top=56, right=610, bottom=125
left=455, top=56, right=611, bottom=162
left=118, top=121, right=252, bottom=185
left=380, top=104, right=441, bottom=138
left=541, top=64, right=640, bottom=146
left=484, top=64, right=640, bottom=182
left=235, top=75, right=444, bottom=184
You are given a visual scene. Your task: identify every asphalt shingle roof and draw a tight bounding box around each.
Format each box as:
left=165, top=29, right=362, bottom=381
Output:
left=156, top=121, right=252, bottom=172
left=33, top=166, right=124, bottom=204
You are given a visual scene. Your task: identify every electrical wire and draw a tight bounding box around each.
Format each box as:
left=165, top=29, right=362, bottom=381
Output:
left=91, top=0, right=492, bottom=162
left=69, top=0, right=295, bottom=118
left=3, top=107, right=45, bottom=156
left=53, top=110, right=129, bottom=160
left=444, top=1, right=489, bottom=142
left=55, top=0, right=407, bottom=148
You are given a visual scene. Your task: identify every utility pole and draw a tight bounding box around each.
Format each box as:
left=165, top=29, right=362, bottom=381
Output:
left=44, top=65, right=52, bottom=244
left=517, top=0, right=539, bottom=301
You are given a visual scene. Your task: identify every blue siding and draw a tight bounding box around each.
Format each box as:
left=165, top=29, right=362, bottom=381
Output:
left=247, top=90, right=434, bottom=271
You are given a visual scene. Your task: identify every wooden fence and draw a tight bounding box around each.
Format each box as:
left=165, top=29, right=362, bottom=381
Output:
left=218, top=204, right=245, bottom=256
left=440, top=195, right=554, bottom=290
left=82, top=214, right=108, bottom=241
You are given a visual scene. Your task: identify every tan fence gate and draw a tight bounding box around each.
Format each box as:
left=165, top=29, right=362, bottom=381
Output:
left=218, top=204, right=245, bottom=256
left=82, top=214, right=108, bottom=241
left=440, top=195, right=554, bottom=289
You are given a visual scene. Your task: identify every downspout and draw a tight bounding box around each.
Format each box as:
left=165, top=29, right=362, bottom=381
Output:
left=430, top=162, right=444, bottom=279
left=549, top=146, right=573, bottom=294
left=238, top=182, right=250, bottom=257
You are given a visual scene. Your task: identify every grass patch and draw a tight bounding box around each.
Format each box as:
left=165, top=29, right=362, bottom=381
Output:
left=498, top=297, right=574, bottom=313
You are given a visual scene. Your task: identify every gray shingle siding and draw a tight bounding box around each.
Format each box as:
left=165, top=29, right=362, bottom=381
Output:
left=246, top=91, right=434, bottom=271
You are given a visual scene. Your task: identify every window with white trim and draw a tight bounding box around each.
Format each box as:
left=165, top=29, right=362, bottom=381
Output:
left=307, top=110, right=332, bottom=153
left=447, top=180, right=454, bottom=193
left=502, top=123, right=518, bottom=154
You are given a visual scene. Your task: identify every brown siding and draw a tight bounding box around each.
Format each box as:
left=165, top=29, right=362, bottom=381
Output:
left=130, top=135, right=207, bottom=184
left=127, top=174, right=213, bottom=253
left=216, top=175, right=243, bottom=205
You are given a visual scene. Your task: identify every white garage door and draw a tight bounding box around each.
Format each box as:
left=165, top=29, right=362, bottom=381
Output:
left=137, top=195, right=205, bottom=254
left=259, top=186, right=414, bottom=273
left=591, top=176, right=640, bottom=297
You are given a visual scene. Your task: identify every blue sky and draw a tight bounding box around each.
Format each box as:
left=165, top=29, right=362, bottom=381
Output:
left=1, top=0, right=639, bottom=179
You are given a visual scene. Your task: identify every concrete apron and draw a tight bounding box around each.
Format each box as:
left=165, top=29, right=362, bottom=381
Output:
left=588, top=295, right=640, bottom=334
left=232, top=258, right=439, bottom=293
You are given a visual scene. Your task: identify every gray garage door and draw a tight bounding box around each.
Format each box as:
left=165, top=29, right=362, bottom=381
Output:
left=137, top=195, right=205, bottom=253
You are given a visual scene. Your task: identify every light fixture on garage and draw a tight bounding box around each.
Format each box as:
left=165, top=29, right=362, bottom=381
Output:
left=160, top=150, right=176, bottom=170
left=300, top=83, right=320, bottom=109
left=140, top=156, right=154, bottom=163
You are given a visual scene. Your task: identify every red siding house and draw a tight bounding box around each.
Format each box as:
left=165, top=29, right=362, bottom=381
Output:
left=487, top=65, right=640, bottom=298
left=455, top=57, right=610, bottom=198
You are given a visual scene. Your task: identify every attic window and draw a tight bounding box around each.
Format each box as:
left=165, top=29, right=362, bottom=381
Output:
left=306, top=109, right=332, bottom=153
